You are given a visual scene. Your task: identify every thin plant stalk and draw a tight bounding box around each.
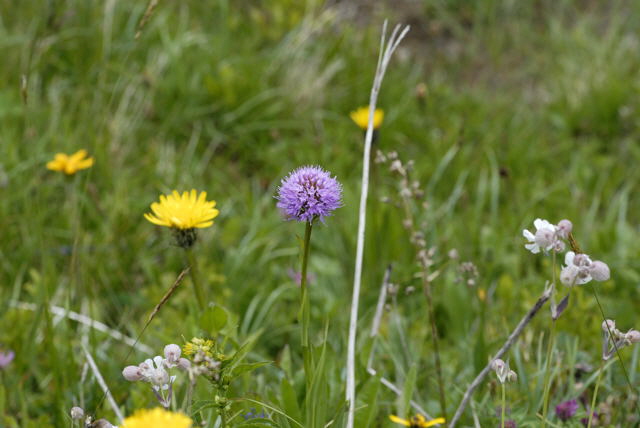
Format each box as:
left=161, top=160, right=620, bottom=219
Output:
left=501, top=383, right=506, bottom=428
left=185, top=248, right=205, bottom=310
left=299, top=221, right=313, bottom=388
left=345, top=21, right=410, bottom=428
left=540, top=319, right=556, bottom=426
left=587, top=360, right=604, bottom=428
left=541, top=250, right=558, bottom=427
left=423, top=277, right=447, bottom=418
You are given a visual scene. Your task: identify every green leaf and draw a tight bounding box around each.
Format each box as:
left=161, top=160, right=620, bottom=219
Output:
left=199, top=305, right=228, bottom=335
left=355, top=375, right=381, bottom=428
left=232, top=361, right=272, bottom=378
left=234, top=418, right=279, bottom=427
left=280, top=377, right=302, bottom=424
left=191, top=399, right=217, bottom=414
left=224, top=330, right=263, bottom=375
left=400, top=363, right=417, bottom=418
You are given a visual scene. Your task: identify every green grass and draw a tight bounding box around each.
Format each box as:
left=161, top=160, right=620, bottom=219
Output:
left=1, top=0, right=639, bottom=426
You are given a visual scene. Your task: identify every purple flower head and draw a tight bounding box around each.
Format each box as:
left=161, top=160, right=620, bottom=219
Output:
left=556, top=399, right=578, bottom=421
left=276, top=166, right=342, bottom=223
left=0, top=350, right=14, bottom=369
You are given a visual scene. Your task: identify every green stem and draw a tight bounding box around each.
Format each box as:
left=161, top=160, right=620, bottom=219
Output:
left=221, top=408, right=227, bottom=428
left=540, top=319, right=556, bottom=427
left=587, top=360, right=604, bottom=428
left=423, top=278, right=447, bottom=420
left=501, top=382, right=506, bottom=428
left=300, top=221, right=313, bottom=386
left=185, top=248, right=205, bottom=310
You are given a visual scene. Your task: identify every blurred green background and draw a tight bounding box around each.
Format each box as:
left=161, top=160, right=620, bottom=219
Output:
left=0, top=0, right=639, bottom=426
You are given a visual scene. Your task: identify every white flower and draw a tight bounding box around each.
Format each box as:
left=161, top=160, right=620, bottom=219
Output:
left=523, top=218, right=557, bottom=254
left=560, top=251, right=593, bottom=286
left=163, top=344, right=182, bottom=368
left=140, top=356, right=171, bottom=391
left=491, top=358, right=516, bottom=384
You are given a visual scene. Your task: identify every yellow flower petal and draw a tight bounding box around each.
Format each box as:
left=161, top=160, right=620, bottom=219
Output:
left=389, top=415, right=411, bottom=426
left=122, top=407, right=192, bottom=428
left=46, top=150, right=94, bottom=175
left=350, top=106, right=384, bottom=130
left=144, top=190, right=219, bottom=230
left=423, top=417, right=446, bottom=427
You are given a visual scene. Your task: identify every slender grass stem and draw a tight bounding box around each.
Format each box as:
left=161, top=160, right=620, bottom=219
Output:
left=587, top=360, right=604, bottom=428
left=185, top=248, right=205, bottom=310
left=501, top=383, right=506, bottom=428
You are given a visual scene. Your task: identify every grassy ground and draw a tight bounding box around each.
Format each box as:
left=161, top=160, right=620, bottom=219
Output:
left=1, top=0, right=639, bottom=426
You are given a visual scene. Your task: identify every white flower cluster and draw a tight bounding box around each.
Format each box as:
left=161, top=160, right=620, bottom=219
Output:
left=601, top=319, right=640, bottom=360
left=491, top=358, right=517, bottom=384
left=122, top=344, right=190, bottom=408
left=523, top=218, right=610, bottom=287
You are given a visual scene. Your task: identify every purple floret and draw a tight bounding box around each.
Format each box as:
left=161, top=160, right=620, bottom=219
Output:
left=556, top=399, right=578, bottom=421
left=276, top=165, right=343, bottom=223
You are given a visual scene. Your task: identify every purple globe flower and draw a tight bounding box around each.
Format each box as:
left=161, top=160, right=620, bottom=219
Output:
left=556, top=399, right=578, bottom=421
left=276, top=165, right=343, bottom=223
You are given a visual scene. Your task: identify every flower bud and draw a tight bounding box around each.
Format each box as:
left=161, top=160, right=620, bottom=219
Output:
left=507, top=369, right=518, bottom=383
left=602, top=319, right=616, bottom=333
left=177, top=358, right=191, bottom=370
left=590, top=261, right=610, bottom=282
left=625, top=330, right=640, bottom=344
left=556, top=219, right=573, bottom=239
left=122, top=365, right=143, bottom=381
left=164, top=344, right=181, bottom=363
left=70, top=406, right=84, bottom=419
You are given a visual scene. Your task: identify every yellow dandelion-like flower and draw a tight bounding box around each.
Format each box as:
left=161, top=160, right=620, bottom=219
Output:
left=350, top=106, right=384, bottom=130
left=122, top=408, right=192, bottom=428
left=183, top=337, right=215, bottom=358
left=46, top=149, right=94, bottom=175
left=389, top=414, right=446, bottom=427
left=144, top=190, right=219, bottom=230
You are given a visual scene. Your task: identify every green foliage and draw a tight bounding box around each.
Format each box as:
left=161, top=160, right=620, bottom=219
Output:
left=0, top=0, right=639, bottom=426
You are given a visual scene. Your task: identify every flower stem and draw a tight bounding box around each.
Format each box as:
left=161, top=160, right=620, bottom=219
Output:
left=185, top=248, right=205, bottom=310
left=501, top=382, right=506, bottom=428
left=587, top=360, right=604, bottom=428
left=423, top=278, right=447, bottom=420
left=540, top=319, right=556, bottom=427
left=300, top=221, right=313, bottom=385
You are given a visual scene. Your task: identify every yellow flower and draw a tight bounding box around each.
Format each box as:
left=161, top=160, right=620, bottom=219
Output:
left=46, top=149, right=94, bottom=175
left=389, top=414, right=446, bottom=427
left=350, top=106, right=384, bottom=130
left=144, top=190, right=219, bottom=230
left=183, top=337, right=215, bottom=357
left=122, top=408, right=192, bottom=428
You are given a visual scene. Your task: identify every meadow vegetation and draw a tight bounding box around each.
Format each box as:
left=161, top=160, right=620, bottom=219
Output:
left=1, top=0, right=639, bottom=427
